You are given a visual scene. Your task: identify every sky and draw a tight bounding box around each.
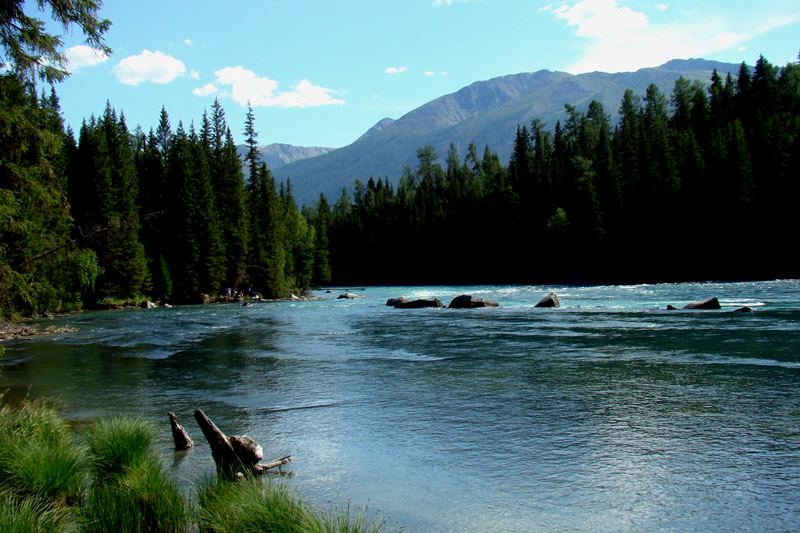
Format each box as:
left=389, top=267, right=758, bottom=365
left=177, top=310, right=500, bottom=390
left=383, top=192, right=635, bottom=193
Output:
left=41, top=0, right=800, bottom=148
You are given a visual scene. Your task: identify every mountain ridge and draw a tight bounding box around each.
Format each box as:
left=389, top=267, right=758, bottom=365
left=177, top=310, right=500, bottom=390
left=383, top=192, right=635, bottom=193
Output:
left=269, top=58, right=741, bottom=205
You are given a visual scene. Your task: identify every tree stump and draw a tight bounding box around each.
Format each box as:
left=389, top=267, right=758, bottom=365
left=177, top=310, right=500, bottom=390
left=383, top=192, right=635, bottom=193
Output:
left=168, top=412, right=194, bottom=450
left=193, top=409, right=292, bottom=478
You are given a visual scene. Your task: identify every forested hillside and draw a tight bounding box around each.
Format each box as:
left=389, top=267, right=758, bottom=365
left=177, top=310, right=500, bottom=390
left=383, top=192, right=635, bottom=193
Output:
left=325, top=55, right=800, bottom=285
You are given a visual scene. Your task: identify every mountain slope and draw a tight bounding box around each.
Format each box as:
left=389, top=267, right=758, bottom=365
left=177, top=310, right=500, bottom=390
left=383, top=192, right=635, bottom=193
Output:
left=235, top=143, right=336, bottom=171
left=274, top=59, right=739, bottom=206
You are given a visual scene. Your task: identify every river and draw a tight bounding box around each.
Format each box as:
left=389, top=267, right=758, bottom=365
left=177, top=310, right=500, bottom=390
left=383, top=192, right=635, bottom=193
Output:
left=2, top=281, right=800, bottom=531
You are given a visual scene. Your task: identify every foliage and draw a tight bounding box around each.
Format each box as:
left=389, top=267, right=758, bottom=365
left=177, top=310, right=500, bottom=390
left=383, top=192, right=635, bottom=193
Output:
left=0, top=0, right=111, bottom=84
left=328, top=54, right=800, bottom=284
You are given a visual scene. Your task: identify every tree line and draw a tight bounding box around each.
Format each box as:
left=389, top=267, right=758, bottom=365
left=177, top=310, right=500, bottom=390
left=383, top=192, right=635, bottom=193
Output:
left=325, top=54, right=800, bottom=285
left=2, top=48, right=798, bottom=319
left=1, top=85, right=332, bottom=318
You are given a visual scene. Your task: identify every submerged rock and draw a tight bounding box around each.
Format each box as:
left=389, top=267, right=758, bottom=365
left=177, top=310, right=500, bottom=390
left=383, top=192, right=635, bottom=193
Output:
left=733, top=306, right=753, bottom=313
left=394, top=298, right=444, bottom=309
left=683, top=297, right=720, bottom=310
left=535, top=292, right=560, bottom=308
left=386, top=297, right=407, bottom=306
left=448, top=295, right=500, bottom=309
left=338, top=293, right=363, bottom=299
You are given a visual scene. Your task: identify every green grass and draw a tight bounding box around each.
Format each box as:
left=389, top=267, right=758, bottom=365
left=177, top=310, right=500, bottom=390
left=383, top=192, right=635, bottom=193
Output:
left=197, top=476, right=387, bottom=533
left=83, top=415, right=157, bottom=480
left=81, top=455, right=188, bottom=532
left=0, top=402, right=386, bottom=533
left=0, top=488, right=70, bottom=533
left=0, top=400, right=86, bottom=506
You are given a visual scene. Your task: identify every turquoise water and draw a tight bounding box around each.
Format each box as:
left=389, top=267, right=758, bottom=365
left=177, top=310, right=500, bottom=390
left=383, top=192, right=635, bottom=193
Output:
left=2, top=281, right=800, bottom=530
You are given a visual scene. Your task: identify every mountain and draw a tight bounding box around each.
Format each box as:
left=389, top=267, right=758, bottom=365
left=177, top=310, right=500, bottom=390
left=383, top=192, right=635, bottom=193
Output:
left=235, top=143, right=336, bottom=171
left=273, top=58, right=740, bottom=206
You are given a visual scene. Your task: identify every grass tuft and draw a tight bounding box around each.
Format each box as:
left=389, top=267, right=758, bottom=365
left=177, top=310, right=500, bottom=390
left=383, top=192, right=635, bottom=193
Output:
left=0, top=400, right=86, bottom=505
left=83, top=415, right=157, bottom=480
left=81, top=455, right=188, bottom=532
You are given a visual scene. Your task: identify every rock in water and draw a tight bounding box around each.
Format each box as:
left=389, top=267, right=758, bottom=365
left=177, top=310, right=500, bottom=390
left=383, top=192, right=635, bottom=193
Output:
left=683, top=297, right=720, bottom=310
left=394, top=298, right=445, bottom=308
left=386, top=297, right=407, bottom=306
left=338, top=293, right=363, bottom=299
left=448, top=295, right=500, bottom=308
left=535, top=292, right=560, bottom=308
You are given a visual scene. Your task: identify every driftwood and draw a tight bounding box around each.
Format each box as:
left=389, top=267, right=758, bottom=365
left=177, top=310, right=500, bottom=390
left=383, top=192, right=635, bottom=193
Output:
left=193, top=409, right=292, bottom=477
left=168, top=412, right=194, bottom=450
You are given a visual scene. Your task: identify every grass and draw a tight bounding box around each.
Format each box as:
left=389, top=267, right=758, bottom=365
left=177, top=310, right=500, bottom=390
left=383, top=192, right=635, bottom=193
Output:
left=83, top=415, right=157, bottom=479
left=0, top=399, right=86, bottom=506
left=197, top=476, right=388, bottom=533
left=0, top=400, right=386, bottom=533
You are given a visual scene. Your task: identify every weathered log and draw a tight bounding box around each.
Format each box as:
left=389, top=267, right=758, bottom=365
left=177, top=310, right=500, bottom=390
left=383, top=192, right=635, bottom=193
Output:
left=253, top=455, right=294, bottom=473
left=193, top=409, right=292, bottom=478
left=168, top=412, right=194, bottom=450
left=194, top=409, right=242, bottom=477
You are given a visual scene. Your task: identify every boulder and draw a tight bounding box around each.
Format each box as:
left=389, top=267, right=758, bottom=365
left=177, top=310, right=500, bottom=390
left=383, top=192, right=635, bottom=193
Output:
left=535, top=292, right=560, bottom=308
left=288, top=293, right=301, bottom=300
left=338, top=293, right=363, bottom=299
left=448, top=294, right=500, bottom=309
left=683, top=297, right=720, bottom=310
left=733, top=306, right=753, bottom=313
left=141, top=300, right=157, bottom=309
left=395, top=298, right=444, bottom=309
left=386, top=297, right=407, bottom=306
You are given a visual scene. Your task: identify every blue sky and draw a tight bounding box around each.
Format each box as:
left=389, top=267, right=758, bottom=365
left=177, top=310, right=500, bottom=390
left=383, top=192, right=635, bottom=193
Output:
left=48, top=0, right=800, bottom=148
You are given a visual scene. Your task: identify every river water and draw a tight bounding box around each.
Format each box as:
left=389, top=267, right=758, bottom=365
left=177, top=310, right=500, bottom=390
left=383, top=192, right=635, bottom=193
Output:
left=2, top=281, right=800, bottom=531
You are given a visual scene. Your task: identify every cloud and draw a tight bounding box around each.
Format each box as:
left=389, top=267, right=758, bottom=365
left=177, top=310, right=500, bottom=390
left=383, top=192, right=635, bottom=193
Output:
left=189, top=69, right=199, bottom=80
left=65, top=45, right=109, bottom=69
left=550, top=0, right=648, bottom=38
left=385, top=66, right=407, bottom=74
left=546, top=1, right=800, bottom=74
left=425, top=71, right=435, bottom=76
left=433, top=0, right=452, bottom=5
left=112, top=50, right=186, bottom=85
left=184, top=38, right=195, bottom=47
left=203, top=66, right=344, bottom=108
left=656, top=3, right=668, bottom=11
left=192, top=83, right=218, bottom=97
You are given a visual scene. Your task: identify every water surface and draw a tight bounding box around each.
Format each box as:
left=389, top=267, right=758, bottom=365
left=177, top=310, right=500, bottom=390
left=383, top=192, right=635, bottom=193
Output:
left=2, top=281, right=800, bottom=531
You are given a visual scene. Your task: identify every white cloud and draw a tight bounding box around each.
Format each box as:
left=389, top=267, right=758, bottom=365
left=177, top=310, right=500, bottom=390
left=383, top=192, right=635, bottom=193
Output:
left=385, top=66, right=407, bottom=74
left=189, top=69, right=199, bottom=80
left=192, top=83, right=218, bottom=97
left=551, top=0, right=648, bottom=38
left=209, top=66, right=344, bottom=108
left=433, top=0, right=452, bottom=5
left=656, top=3, right=668, bottom=10
left=65, top=45, right=109, bottom=69
left=184, top=38, right=195, bottom=47
left=425, top=71, right=435, bottom=76
left=112, top=50, right=186, bottom=85
left=547, top=1, right=800, bottom=74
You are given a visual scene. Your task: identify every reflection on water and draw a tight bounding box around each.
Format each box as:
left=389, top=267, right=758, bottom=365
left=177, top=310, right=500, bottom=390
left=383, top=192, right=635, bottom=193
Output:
left=2, top=281, right=800, bottom=531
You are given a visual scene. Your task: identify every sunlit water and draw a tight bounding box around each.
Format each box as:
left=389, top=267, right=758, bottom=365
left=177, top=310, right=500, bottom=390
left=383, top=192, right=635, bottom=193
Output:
left=3, top=281, right=800, bottom=531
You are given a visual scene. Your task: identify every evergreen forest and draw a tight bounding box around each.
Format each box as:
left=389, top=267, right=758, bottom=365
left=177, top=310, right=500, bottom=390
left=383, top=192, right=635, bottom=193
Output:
left=2, top=28, right=799, bottom=319
left=327, top=56, right=800, bottom=285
